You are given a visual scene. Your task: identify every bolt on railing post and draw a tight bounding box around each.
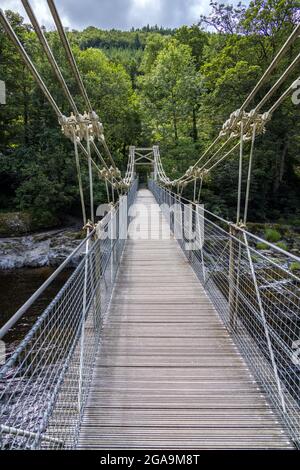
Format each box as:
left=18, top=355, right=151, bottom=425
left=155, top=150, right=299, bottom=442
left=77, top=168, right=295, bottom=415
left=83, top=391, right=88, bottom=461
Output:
left=78, top=228, right=90, bottom=413
left=243, top=232, right=286, bottom=414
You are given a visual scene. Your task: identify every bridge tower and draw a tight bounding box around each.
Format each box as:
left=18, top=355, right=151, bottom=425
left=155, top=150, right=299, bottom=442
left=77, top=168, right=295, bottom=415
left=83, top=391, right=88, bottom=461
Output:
left=129, top=145, right=159, bottom=182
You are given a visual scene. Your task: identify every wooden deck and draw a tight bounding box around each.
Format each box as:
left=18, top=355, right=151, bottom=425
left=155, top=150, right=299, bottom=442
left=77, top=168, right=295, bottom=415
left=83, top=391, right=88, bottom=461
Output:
left=78, top=189, right=292, bottom=449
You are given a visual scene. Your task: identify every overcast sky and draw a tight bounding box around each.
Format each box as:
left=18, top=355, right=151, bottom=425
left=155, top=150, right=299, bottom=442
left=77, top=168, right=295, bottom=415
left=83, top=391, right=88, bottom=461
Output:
left=1, top=0, right=247, bottom=30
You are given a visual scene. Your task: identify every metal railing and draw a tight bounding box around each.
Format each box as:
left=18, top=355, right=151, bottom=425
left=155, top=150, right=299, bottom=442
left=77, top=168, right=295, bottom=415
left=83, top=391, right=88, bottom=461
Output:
left=0, top=179, right=138, bottom=449
left=149, top=179, right=300, bottom=448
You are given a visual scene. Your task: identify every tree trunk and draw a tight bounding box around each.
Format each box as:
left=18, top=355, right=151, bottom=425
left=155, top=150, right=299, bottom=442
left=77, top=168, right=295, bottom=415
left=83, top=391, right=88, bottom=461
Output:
left=273, top=138, right=288, bottom=194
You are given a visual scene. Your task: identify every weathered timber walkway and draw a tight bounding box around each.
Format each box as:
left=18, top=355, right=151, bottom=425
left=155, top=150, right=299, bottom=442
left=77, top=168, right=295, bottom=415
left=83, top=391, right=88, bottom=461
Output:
left=78, top=189, right=292, bottom=449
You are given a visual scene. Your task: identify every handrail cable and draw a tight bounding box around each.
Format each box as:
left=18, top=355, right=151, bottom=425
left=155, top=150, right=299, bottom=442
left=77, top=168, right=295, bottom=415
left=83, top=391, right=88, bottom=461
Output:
left=0, top=227, right=96, bottom=340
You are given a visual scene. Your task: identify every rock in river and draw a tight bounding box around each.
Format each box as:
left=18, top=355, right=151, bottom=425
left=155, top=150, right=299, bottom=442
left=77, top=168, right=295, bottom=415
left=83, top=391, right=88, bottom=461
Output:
left=0, top=228, right=84, bottom=270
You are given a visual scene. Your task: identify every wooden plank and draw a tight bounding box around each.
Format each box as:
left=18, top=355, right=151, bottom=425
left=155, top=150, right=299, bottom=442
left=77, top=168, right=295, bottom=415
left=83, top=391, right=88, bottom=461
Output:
left=78, top=189, right=293, bottom=450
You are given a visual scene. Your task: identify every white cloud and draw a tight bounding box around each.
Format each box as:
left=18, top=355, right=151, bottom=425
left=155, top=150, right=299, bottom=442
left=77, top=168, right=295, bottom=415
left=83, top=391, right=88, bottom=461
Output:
left=188, top=0, right=212, bottom=22
left=1, top=0, right=248, bottom=30
left=129, top=0, right=162, bottom=27
left=1, top=0, right=70, bottom=29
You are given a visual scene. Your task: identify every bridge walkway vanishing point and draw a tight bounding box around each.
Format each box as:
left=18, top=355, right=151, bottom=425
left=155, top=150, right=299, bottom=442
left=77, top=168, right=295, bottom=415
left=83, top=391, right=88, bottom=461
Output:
left=78, top=189, right=293, bottom=449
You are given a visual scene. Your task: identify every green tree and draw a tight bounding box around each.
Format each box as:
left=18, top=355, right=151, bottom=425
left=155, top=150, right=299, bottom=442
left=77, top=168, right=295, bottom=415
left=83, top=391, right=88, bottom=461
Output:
left=139, top=40, right=202, bottom=143
left=139, top=34, right=169, bottom=73
left=174, top=25, right=208, bottom=69
left=76, top=47, right=140, bottom=161
left=0, top=11, right=34, bottom=150
left=0, top=3, right=299, bottom=227
left=198, top=6, right=300, bottom=220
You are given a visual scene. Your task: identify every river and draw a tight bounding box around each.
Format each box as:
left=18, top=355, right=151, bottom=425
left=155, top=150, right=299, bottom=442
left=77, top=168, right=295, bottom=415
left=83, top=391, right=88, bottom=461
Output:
left=0, top=267, right=73, bottom=350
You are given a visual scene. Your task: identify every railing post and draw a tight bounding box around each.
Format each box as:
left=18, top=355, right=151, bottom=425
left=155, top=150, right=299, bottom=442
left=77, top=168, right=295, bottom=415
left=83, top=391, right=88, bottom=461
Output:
left=185, top=201, right=193, bottom=262
left=94, top=234, right=101, bottom=330
left=194, top=202, right=206, bottom=283
left=110, top=207, right=117, bottom=290
left=229, top=222, right=245, bottom=330
left=243, top=232, right=286, bottom=414
left=228, top=224, right=237, bottom=328
left=78, top=228, right=90, bottom=413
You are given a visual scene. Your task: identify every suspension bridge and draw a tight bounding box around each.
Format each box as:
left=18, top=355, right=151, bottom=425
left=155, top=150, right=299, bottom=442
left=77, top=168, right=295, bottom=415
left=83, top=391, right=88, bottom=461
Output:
left=0, top=1, right=299, bottom=450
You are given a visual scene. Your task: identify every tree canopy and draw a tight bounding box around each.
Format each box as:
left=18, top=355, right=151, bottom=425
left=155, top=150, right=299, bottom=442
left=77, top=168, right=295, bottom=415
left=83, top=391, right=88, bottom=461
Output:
left=0, top=0, right=299, bottom=227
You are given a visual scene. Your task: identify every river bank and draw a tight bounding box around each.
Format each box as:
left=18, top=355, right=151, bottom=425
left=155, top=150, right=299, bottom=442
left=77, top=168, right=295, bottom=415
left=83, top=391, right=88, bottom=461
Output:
left=0, top=226, right=85, bottom=270
left=0, top=226, right=84, bottom=348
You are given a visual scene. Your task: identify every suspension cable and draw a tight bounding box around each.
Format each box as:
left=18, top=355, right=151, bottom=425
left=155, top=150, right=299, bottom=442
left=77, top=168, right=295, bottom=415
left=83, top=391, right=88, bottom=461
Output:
left=155, top=23, right=300, bottom=190
left=0, top=9, right=62, bottom=118
left=240, top=23, right=300, bottom=111
left=197, top=176, right=203, bottom=203
left=101, top=136, right=118, bottom=170
left=243, top=123, right=257, bottom=225
left=47, top=0, right=93, bottom=113
left=189, top=135, right=222, bottom=171
left=199, top=137, right=232, bottom=172
left=0, top=10, right=93, bottom=224
left=206, top=141, right=240, bottom=173
left=268, top=75, right=300, bottom=114
left=86, top=128, right=94, bottom=223
left=73, top=132, right=87, bottom=225
left=21, top=0, right=79, bottom=116
left=90, top=140, right=120, bottom=191
left=193, top=178, right=197, bottom=202
left=236, top=121, right=244, bottom=224
left=255, top=52, right=300, bottom=112
left=1, top=4, right=124, bottom=217
left=47, top=0, right=121, bottom=176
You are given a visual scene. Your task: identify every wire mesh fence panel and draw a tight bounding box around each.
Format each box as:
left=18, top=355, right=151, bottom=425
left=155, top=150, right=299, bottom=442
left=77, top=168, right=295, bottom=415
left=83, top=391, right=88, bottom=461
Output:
left=149, top=180, right=300, bottom=447
left=0, top=180, right=138, bottom=450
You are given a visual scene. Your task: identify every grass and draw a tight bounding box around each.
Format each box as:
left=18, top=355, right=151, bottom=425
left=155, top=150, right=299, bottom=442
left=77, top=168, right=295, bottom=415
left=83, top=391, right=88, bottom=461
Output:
left=290, top=261, right=300, bottom=272
left=256, top=242, right=269, bottom=250
left=264, top=228, right=281, bottom=243
left=276, top=241, right=288, bottom=251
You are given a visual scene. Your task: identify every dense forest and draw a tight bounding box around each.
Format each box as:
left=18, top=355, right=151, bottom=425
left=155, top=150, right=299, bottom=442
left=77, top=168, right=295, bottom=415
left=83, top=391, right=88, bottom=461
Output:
left=0, top=0, right=299, bottom=232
